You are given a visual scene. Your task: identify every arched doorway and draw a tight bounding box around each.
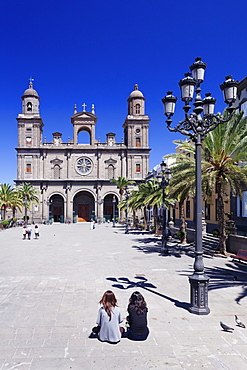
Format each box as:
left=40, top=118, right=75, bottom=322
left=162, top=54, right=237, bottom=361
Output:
left=49, top=194, right=65, bottom=223
left=73, top=191, right=95, bottom=222
left=103, top=194, right=119, bottom=223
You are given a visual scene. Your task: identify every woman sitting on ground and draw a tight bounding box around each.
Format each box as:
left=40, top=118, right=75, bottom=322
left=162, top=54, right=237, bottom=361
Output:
left=126, top=291, right=149, bottom=341
left=95, top=290, right=123, bottom=343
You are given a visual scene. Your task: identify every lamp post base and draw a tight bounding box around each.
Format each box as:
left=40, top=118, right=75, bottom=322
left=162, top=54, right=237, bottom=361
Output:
left=189, top=274, right=210, bottom=315
left=160, top=233, right=168, bottom=254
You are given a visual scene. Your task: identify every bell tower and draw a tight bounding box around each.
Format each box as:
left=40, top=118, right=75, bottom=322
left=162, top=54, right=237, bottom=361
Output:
left=123, top=84, right=150, bottom=148
left=123, top=84, right=151, bottom=178
left=17, top=79, right=44, bottom=148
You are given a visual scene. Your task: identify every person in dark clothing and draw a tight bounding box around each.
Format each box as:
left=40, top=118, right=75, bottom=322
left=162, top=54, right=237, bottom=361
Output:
left=126, top=291, right=149, bottom=341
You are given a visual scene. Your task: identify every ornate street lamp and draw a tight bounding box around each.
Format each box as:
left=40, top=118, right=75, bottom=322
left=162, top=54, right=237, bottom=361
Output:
left=125, top=186, right=130, bottom=234
left=157, top=161, right=172, bottom=254
left=112, top=195, right=116, bottom=228
left=162, top=57, right=238, bottom=315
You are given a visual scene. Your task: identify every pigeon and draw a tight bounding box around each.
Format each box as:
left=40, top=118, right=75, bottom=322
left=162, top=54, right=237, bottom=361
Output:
left=235, top=315, right=245, bottom=328
left=220, top=321, right=234, bottom=332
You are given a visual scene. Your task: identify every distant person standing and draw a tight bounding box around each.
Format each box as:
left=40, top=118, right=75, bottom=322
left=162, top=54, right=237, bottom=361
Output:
left=26, top=225, right=32, bottom=240
left=90, top=219, right=95, bottom=230
left=22, top=225, right=27, bottom=240
left=34, top=225, right=39, bottom=239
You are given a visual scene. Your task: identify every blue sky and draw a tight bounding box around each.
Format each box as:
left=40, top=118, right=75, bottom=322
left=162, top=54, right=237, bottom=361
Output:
left=1, top=0, right=247, bottom=184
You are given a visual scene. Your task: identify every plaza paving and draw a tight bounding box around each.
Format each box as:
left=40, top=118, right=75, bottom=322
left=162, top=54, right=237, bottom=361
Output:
left=0, top=223, right=247, bottom=370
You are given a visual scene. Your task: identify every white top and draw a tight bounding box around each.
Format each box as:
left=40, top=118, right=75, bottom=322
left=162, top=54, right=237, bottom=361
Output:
left=96, top=306, right=122, bottom=342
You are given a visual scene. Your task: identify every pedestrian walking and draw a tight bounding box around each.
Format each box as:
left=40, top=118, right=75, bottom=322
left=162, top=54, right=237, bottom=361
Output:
left=26, top=225, right=32, bottom=240
left=22, top=225, right=27, bottom=240
left=34, top=225, right=39, bottom=239
left=126, top=291, right=149, bottom=341
left=90, top=219, right=95, bottom=230
left=93, top=290, right=123, bottom=343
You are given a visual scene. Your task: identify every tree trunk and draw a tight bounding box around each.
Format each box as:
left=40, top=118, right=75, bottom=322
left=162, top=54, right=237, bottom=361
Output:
left=3, top=205, right=6, bottom=220
left=154, top=205, right=159, bottom=235
left=132, top=210, right=136, bottom=227
left=179, top=200, right=187, bottom=244
left=217, top=181, right=227, bottom=255
left=119, top=191, right=124, bottom=223
left=143, top=206, right=148, bottom=231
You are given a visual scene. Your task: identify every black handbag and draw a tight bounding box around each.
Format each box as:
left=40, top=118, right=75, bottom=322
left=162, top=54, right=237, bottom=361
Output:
left=92, top=325, right=100, bottom=334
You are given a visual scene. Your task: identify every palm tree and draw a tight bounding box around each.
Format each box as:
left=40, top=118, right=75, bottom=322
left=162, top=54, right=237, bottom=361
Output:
left=202, top=112, right=247, bottom=254
left=0, top=184, right=19, bottom=220
left=144, top=179, right=175, bottom=234
left=110, top=177, right=135, bottom=222
left=127, top=179, right=175, bottom=233
left=128, top=185, right=151, bottom=230
left=164, top=145, right=196, bottom=244
left=17, top=183, right=40, bottom=223
left=165, top=112, right=247, bottom=254
left=11, top=189, right=23, bottom=219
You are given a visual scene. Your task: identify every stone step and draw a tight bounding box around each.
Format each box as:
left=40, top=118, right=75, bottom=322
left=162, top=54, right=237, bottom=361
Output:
left=202, top=234, right=219, bottom=251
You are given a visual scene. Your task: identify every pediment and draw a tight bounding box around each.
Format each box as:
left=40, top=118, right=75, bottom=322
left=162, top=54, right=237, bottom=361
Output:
left=77, top=113, right=92, bottom=118
left=105, top=157, right=117, bottom=164
left=72, top=111, right=96, bottom=119
left=50, top=158, right=63, bottom=165
left=71, top=111, right=98, bottom=124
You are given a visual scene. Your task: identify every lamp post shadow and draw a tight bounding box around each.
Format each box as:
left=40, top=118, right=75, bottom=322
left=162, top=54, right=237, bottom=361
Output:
left=106, top=276, right=191, bottom=312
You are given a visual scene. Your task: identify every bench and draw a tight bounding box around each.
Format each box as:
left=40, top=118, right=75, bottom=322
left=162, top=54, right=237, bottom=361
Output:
left=230, top=249, right=247, bottom=262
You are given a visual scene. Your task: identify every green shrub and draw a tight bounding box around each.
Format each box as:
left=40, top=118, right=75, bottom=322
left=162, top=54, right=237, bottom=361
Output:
left=175, top=231, right=186, bottom=240
left=1, top=220, right=10, bottom=228
left=212, top=229, right=219, bottom=237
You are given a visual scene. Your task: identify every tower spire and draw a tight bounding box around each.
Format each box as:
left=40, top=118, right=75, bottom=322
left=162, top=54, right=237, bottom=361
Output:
left=29, top=77, right=34, bottom=88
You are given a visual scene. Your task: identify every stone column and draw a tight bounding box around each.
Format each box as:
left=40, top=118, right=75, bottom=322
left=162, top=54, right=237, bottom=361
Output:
left=97, top=152, right=101, bottom=179
left=120, top=152, right=125, bottom=177
left=17, top=154, right=21, bottom=180
left=96, top=185, right=103, bottom=222
left=41, top=185, right=47, bottom=222
left=42, top=151, right=47, bottom=179
left=65, top=184, right=72, bottom=222
left=36, top=154, right=40, bottom=179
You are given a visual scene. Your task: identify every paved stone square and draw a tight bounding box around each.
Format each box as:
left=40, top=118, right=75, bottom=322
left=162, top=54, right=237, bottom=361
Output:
left=0, top=223, right=246, bottom=369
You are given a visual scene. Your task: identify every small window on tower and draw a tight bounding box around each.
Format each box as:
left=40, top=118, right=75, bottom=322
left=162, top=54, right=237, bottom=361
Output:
left=26, top=163, right=32, bottom=173
left=136, top=137, right=141, bottom=147
left=108, top=165, right=114, bottom=179
left=26, top=137, right=32, bottom=145
left=27, top=102, right=32, bottom=111
left=135, top=104, right=140, bottom=114
left=54, top=165, right=60, bottom=179
left=26, top=128, right=32, bottom=132
left=136, top=164, right=141, bottom=173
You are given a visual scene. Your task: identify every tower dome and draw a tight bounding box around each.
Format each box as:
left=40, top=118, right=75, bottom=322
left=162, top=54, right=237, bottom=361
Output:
left=21, top=79, right=40, bottom=115
left=127, top=84, right=145, bottom=116
left=129, top=84, right=144, bottom=98
left=22, top=80, right=40, bottom=99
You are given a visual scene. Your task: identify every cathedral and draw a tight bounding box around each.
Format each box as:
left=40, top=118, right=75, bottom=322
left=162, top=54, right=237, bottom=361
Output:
left=15, top=81, right=151, bottom=223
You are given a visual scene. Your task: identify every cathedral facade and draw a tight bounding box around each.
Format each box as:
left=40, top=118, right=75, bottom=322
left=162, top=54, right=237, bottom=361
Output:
left=15, top=82, right=151, bottom=223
